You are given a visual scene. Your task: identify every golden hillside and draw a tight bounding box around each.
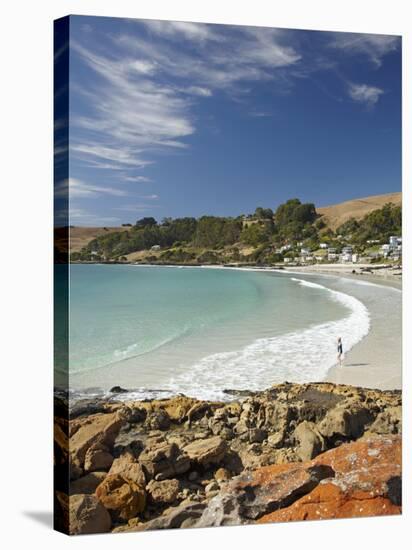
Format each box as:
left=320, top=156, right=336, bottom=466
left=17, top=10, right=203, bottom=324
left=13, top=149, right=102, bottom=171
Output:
left=317, top=192, right=401, bottom=231
left=55, top=226, right=130, bottom=253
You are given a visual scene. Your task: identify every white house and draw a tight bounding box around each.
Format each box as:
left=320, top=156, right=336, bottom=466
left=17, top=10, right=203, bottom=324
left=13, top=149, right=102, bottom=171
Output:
left=381, top=244, right=391, bottom=257
left=389, top=236, right=401, bottom=247
left=319, top=243, right=328, bottom=249
left=328, top=248, right=338, bottom=261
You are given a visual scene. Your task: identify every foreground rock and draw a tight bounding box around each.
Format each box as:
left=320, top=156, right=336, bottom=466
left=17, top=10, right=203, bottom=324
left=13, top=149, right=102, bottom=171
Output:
left=69, top=494, right=112, bottom=534
left=55, top=382, right=402, bottom=534
left=257, top=435, right=401, bottom=523
left=95, top=474, right=146, bottom=521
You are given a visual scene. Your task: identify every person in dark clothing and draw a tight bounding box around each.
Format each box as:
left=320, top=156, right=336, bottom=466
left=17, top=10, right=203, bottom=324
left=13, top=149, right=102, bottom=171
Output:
left=337, top=337, right=343, bottom=366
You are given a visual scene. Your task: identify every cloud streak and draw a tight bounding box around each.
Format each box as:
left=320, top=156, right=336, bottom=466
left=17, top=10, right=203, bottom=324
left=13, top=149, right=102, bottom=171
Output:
left=55, top=178, right=129, bottom=199
left=347, top=82, right=384, bottom=107
left=329, top=33, right=400, bottom=67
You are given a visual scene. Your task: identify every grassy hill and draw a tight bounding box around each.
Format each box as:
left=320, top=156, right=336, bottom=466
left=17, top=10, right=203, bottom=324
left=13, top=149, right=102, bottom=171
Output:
left=317, top=192, right=401, bottom=231
left=63, top=192, right=401, bottom=262
left=55, top=226, right=130, bottom=253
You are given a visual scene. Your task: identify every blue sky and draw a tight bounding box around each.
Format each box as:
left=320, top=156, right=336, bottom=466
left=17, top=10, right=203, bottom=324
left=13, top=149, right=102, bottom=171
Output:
left=56, top=16, right=401, bottom=225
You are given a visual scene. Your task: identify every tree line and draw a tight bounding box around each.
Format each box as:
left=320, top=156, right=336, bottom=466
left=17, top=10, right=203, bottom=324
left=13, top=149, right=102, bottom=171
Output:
left=70, top=198, right=401, bottom=262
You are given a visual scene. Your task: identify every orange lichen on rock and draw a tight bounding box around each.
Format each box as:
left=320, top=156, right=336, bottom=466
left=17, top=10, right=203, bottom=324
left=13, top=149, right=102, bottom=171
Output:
left=258, top=435, right=401, bottom=524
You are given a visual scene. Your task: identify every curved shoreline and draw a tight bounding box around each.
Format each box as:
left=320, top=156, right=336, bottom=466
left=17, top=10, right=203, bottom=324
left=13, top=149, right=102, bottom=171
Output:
left=150, top=264, right=401, bottom=392
left=282, top=268, right=401, bottom=391
left=67, top=264, right=401, bottom=398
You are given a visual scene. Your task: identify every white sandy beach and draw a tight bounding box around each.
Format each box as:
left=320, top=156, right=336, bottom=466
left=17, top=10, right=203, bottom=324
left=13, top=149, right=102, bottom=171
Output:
left=282, top=266, right=402, bottom=391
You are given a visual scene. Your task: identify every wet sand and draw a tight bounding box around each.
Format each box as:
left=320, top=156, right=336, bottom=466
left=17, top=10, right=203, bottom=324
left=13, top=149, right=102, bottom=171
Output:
left=284, top=268, right=402, bottom=390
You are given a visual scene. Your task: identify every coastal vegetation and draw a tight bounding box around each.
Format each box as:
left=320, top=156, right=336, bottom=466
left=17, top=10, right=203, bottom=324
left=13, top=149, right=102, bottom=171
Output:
left=69, top=198, right=402, bottom=265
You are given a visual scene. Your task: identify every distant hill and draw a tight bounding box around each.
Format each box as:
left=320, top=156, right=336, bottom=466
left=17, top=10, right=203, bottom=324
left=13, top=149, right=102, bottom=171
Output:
left=55, top=226, right=130, bottom=253
left=317, top=192, right=402, bottom=231
left=59, top=192, right=402, bottom=254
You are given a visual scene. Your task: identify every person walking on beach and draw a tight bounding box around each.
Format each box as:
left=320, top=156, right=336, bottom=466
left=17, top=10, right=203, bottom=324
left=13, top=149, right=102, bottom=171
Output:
left=337, top=337, right=343, bottom=366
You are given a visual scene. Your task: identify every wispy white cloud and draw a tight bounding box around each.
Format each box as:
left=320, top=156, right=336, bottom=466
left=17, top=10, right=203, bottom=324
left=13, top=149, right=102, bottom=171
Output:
left=115, top=203, right=161, bottom=212
left=141, top=194, right=159, bottom=200
left=61, top=207, right=121, bottom=226
left=329, top=33, right=400, bottom=67
left=71, top=143, right=151, bottom=169
left=142, top=20, right=222, bottom=42
left=121, top=175, right=152, bottom=183
left=347, top=82, right=384, bottom=107
left=55, top=178, right=129, bottom=198
left=71, top=24, right=301, bottom=175
left=185, top=86, right=212, bottom=97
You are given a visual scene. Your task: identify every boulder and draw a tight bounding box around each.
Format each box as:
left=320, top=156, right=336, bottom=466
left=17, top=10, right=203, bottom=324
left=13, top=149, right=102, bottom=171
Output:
left=54, top=422, right=68, bottom=465
left=70, top=472, right=107, bottom=495
left=109, top=452, right=146, bottom=487
left=318, top=403, right=375, bottom=441
left=183, top=436, right=228, bottom=467
left=145, top=410, right=171, bottom=431
left=146, top=478, right=180, bottom=505
left=69, top=494, right=112, bottom=535
left=293, top=421, right=325, bottom=461
left=196, top=461, right=334, bottom=526
left=70, top=412, right=124, bottom=468
left=214, top=467, right=231, bottom=483
left=248, top=428, right=267, bottom=444
left=258, top=479, right=400, bottom=524
left=138, top=441, right=190, bottom=480
left=95, top=474, right=146, bottom=521
left=195, top=493, right=245, bottom=527
left=257, top=435, right=401, bottom=524
left=84, top=443, right=114, bottom=472
left=136, top=501, right=207, bottom=531
left=367, top=406, right=402, bottom=435
left=110, top=386, right=128, bottom=394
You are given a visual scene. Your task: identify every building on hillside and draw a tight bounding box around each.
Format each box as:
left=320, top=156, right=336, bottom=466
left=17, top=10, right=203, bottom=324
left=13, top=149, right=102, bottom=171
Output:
left=327, top=248, right=338, bottom=261
left=389, top=236, right=401, bottom=247
left=381, top=244, right=391, bottom=257
left=151, top=244, right=161, bottom=251
left=339, top=245, right=353, bottom=262
left=319, top=243, right=328, bottom=249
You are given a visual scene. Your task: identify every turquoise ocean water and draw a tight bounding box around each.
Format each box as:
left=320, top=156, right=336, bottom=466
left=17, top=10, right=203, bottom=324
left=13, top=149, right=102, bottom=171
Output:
left=55, top=264, right=370, bottom=401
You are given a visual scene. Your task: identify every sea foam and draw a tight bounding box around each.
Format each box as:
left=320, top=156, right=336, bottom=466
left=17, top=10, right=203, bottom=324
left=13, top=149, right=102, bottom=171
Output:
left=165, top=277, right=370, bottom=401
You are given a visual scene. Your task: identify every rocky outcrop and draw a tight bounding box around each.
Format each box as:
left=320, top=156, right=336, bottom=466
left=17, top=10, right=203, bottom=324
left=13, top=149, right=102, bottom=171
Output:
left=69, top=494, right=112, bottom=534
left=70, top=472, right=107, bottom=495
left=138, top=441, right=191, bottom=480
left=84, top=443, right=114, bottom=472
left=95, top=474, right=146, bottom=521
left=196, top=462, right=335, bottom=526
left=146, top=478, right=180, bottom=505
left=183, top=437, right=228, bottom=467
left=55, top=382, right=402, bottom=534
left=135, top=501, right=207, bottom=531
left=108, top=451, right=146, bottom=487
left=257, top=435, right=401, bottom=523
left=69, top=412, right=124, bottom=472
